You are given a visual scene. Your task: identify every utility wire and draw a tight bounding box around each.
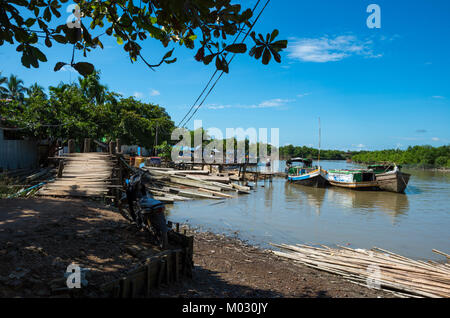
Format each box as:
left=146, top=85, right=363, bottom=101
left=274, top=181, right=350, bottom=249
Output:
left=177, top=0, right=262, bottom=128
left=181, top=0, right=271, bottom=127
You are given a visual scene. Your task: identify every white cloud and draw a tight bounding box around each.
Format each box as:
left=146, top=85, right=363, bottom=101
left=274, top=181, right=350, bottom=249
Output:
left=206, top=104, right=231, bottom=110
left=431, top=137, right=440, bottom=141
left=150, top=89, right=160, bottom=96
left=133, top=92, right=144, bottom=99
left=61, top=65, right=77, bottom=73
left=256, top=98, right=292, bottom=108
left=432, top=95, right=445, bottom=99
left=297, top=93, right=311, bottom=98
left=352, top=143, right=366, bottom=149
left=288, top=35, right=381, bottom=63
left=206, top=98, right=294, bottom=110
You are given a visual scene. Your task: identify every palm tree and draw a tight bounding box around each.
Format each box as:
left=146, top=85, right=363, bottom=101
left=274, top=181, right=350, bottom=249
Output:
left=78, top=71, right=107, bottom=105
left=0, top=72, right=8, bottom=98
left=5, top=74, right=26, bottom=101
left=27, top=83, right=47, bottom=99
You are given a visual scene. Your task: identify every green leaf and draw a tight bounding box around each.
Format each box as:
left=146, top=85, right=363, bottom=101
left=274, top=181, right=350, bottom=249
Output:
left=203, top=54, right=215, bottom=65
left=53, top=34, right=67, bottom=44
left=253, top=46, right=264, bottom=59
left=215, top=55, right=222, bottom=71
left=269, top=46, right=281, bottom=63
left=164, top=58, right=177, bottom=64
left=116, top=36, right=123, bottom=45
left=271, top=40, right=288, bottom=50
left=270, top=29, right=279, bottom=42
left=32, top=47, right=47, bottom=62
left=25, top=18, right=36, bottom=27
left=45, top=36, right=52, bottom=47
left=163, top=48, right=174, bottom=60
left=54, top=62, right=66, bottom=71
left=262, top=48, right=271, bottom=65
left=72, top=62, right=95, bottom=77
left=224, top=43, right=247, bottom=54
left=21, top=52, right=31, bottom=68
left=43, top=7, right=51, bottom=22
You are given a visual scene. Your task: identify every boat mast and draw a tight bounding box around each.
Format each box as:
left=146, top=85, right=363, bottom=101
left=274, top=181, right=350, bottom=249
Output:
left=318, top=117, right=321, bottom=168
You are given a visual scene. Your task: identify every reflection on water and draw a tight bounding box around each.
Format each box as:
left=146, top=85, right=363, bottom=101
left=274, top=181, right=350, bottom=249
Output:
left=166, top=160, right=450, bottom=261
left=284, top=183, right=325, bottom=215
left=285, top=182, right=409, bottom=221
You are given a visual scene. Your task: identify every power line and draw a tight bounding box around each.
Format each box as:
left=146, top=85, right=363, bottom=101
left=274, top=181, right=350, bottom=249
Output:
left=177, top=0, right=263, bottom=128
left=181, top=0, right=271, bottom=127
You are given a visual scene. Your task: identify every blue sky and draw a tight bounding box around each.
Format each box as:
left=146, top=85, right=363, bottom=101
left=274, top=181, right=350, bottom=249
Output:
left=1, top=0, right=449, bottom=150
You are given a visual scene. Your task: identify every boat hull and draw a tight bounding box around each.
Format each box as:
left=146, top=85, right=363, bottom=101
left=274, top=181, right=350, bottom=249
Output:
left=328, top=180, right=379, bottom=190
left=376, top=171, right=410, bottom=193
left=288, top=169, right=329, bottom=188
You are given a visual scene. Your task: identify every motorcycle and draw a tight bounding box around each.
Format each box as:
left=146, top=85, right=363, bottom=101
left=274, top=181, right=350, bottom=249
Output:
left=118, top=170, right=169, bottom=249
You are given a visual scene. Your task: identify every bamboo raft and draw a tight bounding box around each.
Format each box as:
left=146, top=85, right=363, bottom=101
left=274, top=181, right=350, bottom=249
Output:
left=271, top=243, right=450, bottom=298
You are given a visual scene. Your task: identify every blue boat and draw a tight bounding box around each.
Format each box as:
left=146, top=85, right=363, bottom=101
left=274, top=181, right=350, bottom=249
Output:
left=286, top=158, right=329, bottom=188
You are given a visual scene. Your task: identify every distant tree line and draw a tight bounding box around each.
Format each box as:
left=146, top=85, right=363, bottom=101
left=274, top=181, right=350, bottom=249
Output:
left=0, top=71, right=175, bottom=154
left=279, top=145, right=350, bottom=160
left=279, top=144, right=450, bottom=168
left=351, top=145, right=450, bottom=168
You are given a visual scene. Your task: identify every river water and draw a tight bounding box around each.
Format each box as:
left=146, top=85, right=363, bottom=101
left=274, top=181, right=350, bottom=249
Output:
left=166, top=160, right=450, bottom=261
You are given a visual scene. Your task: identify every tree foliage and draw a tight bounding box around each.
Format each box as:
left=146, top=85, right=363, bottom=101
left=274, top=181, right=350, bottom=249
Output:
left=351, top=145, right=450, bottom=168
left=0, top=72, right=175, bottom=150
left=279, top=145, right=349, bottom=160
left=0, top=0, right=287, bottom=76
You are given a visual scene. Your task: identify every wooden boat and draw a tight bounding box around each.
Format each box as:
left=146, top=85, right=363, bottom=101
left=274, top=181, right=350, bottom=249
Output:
left=368, top=163, right=410, bottom=193
left=327, top=169, right=379, bottom=190
left=286, top=158, right=329, bottom=188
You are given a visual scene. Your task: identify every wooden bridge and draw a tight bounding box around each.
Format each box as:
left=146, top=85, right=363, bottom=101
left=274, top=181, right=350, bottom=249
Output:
left=38, top=152, right=118, bottom=198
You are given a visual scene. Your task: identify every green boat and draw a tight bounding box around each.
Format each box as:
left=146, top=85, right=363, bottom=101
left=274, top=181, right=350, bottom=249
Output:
left=327, top=169, right=378, bottom=190
left=367, top=163, right=410, bottom=193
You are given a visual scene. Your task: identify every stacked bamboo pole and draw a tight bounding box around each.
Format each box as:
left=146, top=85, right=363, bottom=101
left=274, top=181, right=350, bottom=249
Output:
left=271, top=243, right=450, bottom=298
left=140, top=166, right=252, bottom=202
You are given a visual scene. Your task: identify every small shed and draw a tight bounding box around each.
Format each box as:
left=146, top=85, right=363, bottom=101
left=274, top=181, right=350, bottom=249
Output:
left=0, top=128, right=39, bottom=171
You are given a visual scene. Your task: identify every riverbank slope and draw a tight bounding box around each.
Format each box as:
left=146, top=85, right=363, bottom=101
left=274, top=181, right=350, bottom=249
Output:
left=150, top=228, right=394, bottom=298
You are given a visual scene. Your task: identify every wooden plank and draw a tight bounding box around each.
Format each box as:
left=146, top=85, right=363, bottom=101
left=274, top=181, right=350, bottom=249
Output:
left=186, top=174, right=230, bottom=182
left=198, top=188, right=234, bottom=198
left=169, top=176, right=222, bottom=192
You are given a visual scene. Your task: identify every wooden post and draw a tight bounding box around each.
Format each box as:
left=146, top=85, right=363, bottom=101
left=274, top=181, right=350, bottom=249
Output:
left=68, top=139, right=75, bottom=153
left=116, top=138, right=121, bottom=154
left=84, top=138, right=91, bottom=153
left=157, top=260, right=165, bottom=287
left=242, top=159, right=248, bottom=182
left=109, top=141, right=116, bottom=155
left=57, top=160, right=64, bottom=178
left=174, top=251, right=180, bottom=282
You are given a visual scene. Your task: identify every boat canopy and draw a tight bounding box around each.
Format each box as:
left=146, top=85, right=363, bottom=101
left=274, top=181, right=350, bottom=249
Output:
left=367, top=163, right=401, bottom=173
left=287, top=157, right=313, bottom=167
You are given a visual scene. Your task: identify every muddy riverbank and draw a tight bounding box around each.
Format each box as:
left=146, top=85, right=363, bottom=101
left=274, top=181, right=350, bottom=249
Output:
left=150, top=228, right=394, bottom=298
left=0, top=197, right=394, bottom=298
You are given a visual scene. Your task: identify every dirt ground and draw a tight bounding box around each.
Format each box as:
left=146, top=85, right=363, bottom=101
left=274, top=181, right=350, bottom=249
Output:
left=0, top=197, right=393, bottom=298
left=150, top=229, right=394, bottom=298
left=0, top=197, right=162, bottom=297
